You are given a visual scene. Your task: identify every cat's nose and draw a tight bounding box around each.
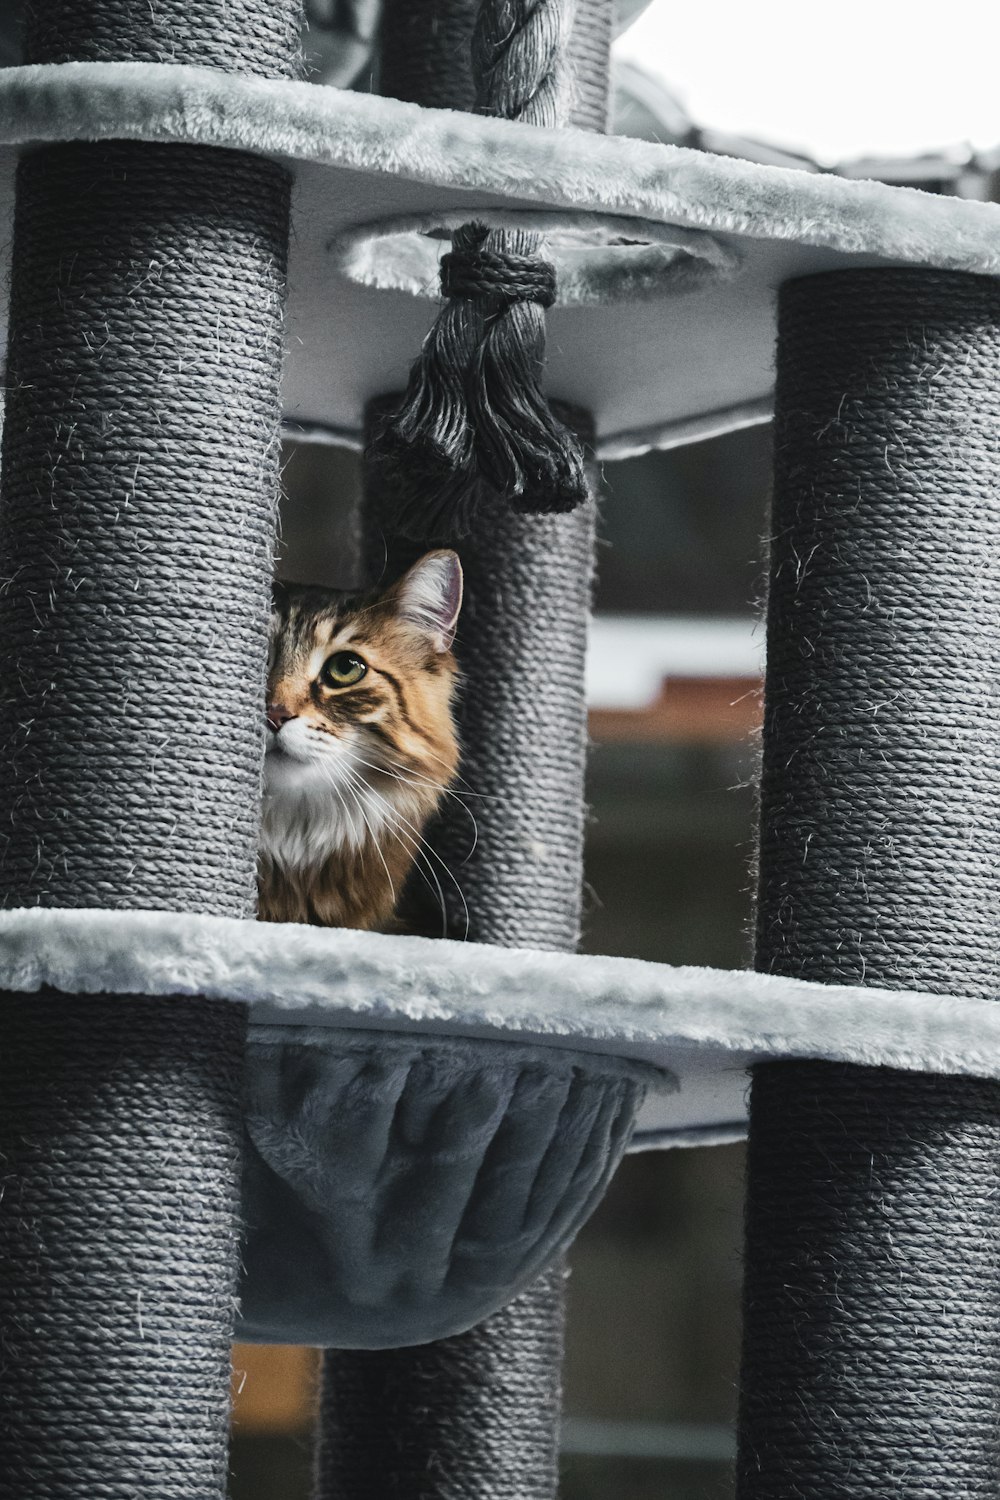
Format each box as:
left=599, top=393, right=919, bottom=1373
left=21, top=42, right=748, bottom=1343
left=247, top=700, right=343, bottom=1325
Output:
left=266, top=702, right=296, bottom=733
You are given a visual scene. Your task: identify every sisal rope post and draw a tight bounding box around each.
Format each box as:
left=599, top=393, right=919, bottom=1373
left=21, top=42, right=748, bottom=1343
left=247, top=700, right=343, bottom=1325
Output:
left=316, top=1262, right=568, bottom=1498
left=313, top=3, right=611, bottom=1497
left=0, top=3, right=300, bottom=1495
left=312, top=413, right=597, bottom=1500
left=738, top=269, right=1000, bottom=1497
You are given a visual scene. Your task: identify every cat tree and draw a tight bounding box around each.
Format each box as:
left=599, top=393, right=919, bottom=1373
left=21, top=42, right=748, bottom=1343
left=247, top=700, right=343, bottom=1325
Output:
left=0, top=1, right=999, bottom=1497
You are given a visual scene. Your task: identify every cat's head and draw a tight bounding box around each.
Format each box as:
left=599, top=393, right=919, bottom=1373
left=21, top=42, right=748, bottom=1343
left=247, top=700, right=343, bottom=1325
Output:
left=263, top=550, right=463, bottom=825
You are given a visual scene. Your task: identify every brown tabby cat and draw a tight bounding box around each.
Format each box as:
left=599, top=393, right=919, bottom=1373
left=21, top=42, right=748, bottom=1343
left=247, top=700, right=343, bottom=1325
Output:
left=258, top=550, right=463, bottom=929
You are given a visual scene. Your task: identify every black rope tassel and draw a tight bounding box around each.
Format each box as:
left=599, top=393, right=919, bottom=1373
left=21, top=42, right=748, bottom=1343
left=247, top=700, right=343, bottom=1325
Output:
left=368, top=0, right=588, bottom=539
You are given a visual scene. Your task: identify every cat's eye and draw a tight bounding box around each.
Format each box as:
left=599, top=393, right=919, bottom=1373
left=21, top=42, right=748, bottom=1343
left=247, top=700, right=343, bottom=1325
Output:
left=321, top=651, right=367, bottom=688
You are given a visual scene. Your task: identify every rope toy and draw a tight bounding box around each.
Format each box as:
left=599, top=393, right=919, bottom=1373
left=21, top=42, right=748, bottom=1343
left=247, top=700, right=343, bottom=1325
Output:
left=367, top=0, right=589, bottom=539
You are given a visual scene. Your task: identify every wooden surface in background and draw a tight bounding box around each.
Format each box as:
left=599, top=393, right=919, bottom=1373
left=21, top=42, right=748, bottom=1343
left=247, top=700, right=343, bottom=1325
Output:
left=232, top=1345, right=319, bottom=1433
left=589, top=677, right=762, bottom=745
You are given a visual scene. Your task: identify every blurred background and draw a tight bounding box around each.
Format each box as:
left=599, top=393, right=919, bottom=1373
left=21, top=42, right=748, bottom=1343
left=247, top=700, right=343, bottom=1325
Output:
left=219, top=0, right=999, bottom=1493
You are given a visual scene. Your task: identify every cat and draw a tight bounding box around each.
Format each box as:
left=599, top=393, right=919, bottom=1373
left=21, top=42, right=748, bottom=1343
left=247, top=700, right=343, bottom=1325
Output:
left=258, top=550, right=463, bottom=930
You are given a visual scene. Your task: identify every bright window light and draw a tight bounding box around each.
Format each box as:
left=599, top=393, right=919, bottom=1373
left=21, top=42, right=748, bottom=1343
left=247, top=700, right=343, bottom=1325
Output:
left=587, top=617, right=763, bottom=708
left=615, top=0, right=1000, bottom=164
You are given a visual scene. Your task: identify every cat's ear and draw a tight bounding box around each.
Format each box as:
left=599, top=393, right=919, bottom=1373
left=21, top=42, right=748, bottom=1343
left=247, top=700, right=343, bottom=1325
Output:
left=393, top=550, right=463, bottom=653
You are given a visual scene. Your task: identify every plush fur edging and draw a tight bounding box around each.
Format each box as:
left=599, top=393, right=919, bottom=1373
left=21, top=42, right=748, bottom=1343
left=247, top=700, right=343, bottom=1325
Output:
left=0, top=63, right=998, bottom=280
left=0, top=908, right=999, bottom=1090
left=626, top=1122, right=748, bottom=1151
left=247, top=1020, right=672, bottom=1093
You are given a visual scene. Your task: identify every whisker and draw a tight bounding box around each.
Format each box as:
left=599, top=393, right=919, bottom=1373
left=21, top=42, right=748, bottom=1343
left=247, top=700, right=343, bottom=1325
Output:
left=346, top=749, right=482, bottom=854
left=343, top=765, right=469, bottom=940
left=349, top=746, right=489, bottom=803
left=418, top=745, right=497, bottom=799
left=346, top=750, right=451, bottom=797
left=341, top=766, right=453, bottom=937
left=340, top=772, right=395, bottom=906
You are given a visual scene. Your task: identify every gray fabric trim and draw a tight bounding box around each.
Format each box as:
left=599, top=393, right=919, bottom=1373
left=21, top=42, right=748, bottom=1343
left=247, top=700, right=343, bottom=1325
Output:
left=329, top=207, right=740, bottom=306
left=626, top=1121, right=748, bottom=1151
left=0, top=63, right=996, bottom=278
left=598, top=396, right=774, bottom=460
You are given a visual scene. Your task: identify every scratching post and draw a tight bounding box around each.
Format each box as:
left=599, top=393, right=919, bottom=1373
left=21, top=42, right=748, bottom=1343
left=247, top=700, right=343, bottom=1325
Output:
left=377, top=0, right=477, bottom=110
left=314, top=433, right=596, bottom=1497
left=316, top=1262, right=567, bottom=1498
left=738, top=270, right=1000, bottom=1497
left=314, top=1, right=610, bottom=1496
left=0, top=2, right=299, bottom=1495
left=4, top=11, right=1000, bottom=1497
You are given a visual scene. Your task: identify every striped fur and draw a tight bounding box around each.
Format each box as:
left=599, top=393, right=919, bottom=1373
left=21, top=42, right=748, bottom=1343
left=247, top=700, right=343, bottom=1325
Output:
left=259, top=551, right=462, bottom=929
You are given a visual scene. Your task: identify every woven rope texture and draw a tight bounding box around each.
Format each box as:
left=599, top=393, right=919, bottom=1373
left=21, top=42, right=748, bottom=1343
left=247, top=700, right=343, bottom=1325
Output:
left=0, top=4, right=298, bottom=1494
left=758, top=270, right=1000, bottom=998
left=563, top=0, right=612, bottom=132
left=739, top=268, right=1000, bottom=1498
left=0, top=142, right=290, bottom=916
left=740, top=1062, right=1000, bottom=1499
left=316, top=4, right=612, bottom=1495
left=24, top=0, right=304, bottom=77
left=441, top=239, right=557, bottom=307
left=473, top=0, right=574, bottom=125
left=364, top=399, right=596, bottom=951
left=0, top=996, right=247, bottom=1499
left=377, top=0, right=478, bottom=110
left=316, top=1261, right=566, bottom=1499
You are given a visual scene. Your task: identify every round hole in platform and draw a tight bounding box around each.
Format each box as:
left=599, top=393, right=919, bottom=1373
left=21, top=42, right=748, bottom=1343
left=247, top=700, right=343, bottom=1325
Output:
left=329, top=209, right=740, bottom=305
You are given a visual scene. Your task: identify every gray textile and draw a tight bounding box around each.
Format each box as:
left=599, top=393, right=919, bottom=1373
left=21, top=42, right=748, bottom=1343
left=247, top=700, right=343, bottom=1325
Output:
left=239, top=1030, right=650, bottom=1346
left=10, top=907, right=1000, bottom=1141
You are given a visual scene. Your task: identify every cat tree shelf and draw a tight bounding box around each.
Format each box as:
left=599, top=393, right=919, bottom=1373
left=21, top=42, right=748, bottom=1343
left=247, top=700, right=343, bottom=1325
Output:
left=4, top=63, right=1000, bottom=1352
left=4, top=909, right=998, bottom=1145
left=2, top=907, right=998, bottom=1345
left=1, top=61, right=1000, bottom=457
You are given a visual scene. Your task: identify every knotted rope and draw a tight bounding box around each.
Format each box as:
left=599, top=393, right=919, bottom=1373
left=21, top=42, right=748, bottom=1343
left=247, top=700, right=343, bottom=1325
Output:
left=368, top=0, right=588, bottom=539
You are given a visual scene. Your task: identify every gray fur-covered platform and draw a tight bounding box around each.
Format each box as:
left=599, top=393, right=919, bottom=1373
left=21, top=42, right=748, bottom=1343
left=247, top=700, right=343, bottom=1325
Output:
left=3, top=908, right=1000, bottom=1345
left=2, top=61, right=1000, bottom=456
left=5, top=907, right=1000, bottom=1142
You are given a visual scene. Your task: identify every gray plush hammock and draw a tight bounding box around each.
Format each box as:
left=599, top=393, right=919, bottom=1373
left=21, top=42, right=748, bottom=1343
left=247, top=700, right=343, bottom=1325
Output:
left=1, top=1, right=1000, bottom=1497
